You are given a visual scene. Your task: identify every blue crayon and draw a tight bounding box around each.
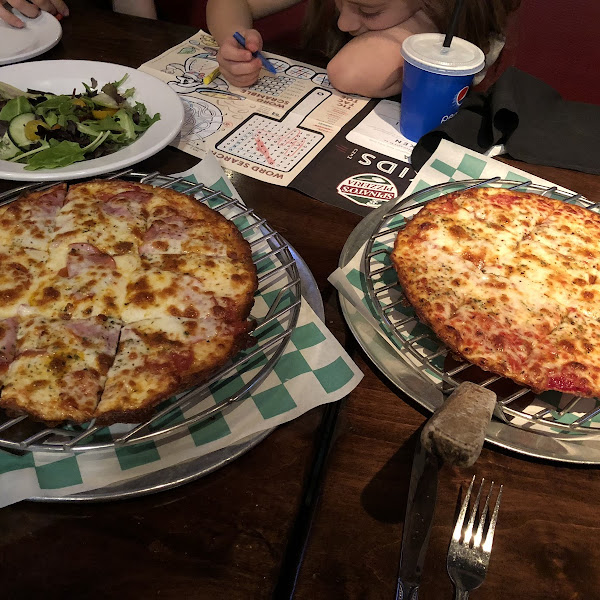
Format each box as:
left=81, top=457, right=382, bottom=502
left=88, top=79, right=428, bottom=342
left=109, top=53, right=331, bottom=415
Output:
left=233, top=31, right=277, bottom=74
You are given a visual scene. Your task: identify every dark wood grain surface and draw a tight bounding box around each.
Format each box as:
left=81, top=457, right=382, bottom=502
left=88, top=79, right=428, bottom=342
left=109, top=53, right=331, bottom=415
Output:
left=1, top=4, right=600, bottom=599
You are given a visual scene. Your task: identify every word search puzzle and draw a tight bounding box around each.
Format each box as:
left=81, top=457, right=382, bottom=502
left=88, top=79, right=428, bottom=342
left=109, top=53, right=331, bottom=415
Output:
left=217, top=90, right=331, bottom=172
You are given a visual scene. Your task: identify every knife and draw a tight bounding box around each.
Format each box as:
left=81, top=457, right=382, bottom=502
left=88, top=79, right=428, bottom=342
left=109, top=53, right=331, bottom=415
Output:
left=394, top=382, right=497, bottom=599
left=395, top=434, right=440, bottom=600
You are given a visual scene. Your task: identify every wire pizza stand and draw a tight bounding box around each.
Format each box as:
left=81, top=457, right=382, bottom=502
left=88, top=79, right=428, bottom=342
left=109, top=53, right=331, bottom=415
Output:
left=360, top=178, right=600, bottom=446
left=0, top=171, right=302, bottom=454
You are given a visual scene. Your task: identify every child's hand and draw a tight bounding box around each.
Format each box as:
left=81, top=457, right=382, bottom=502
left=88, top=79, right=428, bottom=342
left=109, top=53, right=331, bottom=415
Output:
left=216, top=28, right=264, bottom=88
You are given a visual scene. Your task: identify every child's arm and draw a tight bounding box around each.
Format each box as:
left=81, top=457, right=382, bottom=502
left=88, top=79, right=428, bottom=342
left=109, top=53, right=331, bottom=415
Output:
left=206, top=0, right=300, bottom=87
left=327, top=10, right=438, bottom=98
left=112, top=0, right=157, bottom=18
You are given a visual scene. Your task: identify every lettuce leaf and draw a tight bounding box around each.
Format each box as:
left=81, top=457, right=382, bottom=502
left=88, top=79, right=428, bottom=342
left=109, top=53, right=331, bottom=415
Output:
left=23, top=140, right=85, bottom=170
left=0, top=97, right=34, bottom=122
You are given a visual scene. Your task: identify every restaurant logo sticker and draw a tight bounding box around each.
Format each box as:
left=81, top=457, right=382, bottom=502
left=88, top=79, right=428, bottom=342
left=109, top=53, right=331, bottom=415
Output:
left=336, top=173, right=398, bottom=209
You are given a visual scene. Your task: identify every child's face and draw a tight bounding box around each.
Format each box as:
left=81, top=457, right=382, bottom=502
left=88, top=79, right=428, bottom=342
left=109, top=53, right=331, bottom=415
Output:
left=335, top=0, right=424, bottom=36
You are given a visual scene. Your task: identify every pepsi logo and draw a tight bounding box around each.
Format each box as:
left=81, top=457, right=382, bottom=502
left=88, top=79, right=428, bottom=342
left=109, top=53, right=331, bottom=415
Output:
left=456, top=86, right=469, bottom=104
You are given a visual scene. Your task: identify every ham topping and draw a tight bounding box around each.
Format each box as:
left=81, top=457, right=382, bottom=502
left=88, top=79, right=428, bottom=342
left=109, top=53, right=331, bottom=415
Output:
left=66, top=244, right=117, bottom=277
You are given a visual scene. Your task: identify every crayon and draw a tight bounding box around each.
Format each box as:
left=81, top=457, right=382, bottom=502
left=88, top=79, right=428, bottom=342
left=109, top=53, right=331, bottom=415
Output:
left=203, top=67, right=221, bottom=85
left=233, top=32, right=277, bottom=74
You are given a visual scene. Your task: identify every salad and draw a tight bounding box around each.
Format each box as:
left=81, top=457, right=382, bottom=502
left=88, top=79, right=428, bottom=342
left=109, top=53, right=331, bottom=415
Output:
left=0, top=75, right=160, bottom=170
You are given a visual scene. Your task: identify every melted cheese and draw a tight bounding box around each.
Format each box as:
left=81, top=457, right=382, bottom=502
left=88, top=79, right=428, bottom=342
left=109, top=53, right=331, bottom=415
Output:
left=121, top=267, right=223, bottom=322
left=527, top=309, right=600, bottom=395
left=141, top=253, right=256, bottom=318
left=26, top=254, right=139, bottom=319
left=0, top=247, right=46, bottom=318
left=50, top=201, right=145, bottom=263
left=0, top=184, right=66, bottom=251
left=0, top=355, right=102, bottom=423
left=531, top=204, right=600, bottom=267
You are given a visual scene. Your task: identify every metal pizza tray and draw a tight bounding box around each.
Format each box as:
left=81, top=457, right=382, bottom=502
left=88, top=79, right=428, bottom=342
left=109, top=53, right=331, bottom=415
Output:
left=339, top=181, right=600, bottom=465
left=0, top=171, right=303, bottom=456
left=29, top=245, right=323, bottom=501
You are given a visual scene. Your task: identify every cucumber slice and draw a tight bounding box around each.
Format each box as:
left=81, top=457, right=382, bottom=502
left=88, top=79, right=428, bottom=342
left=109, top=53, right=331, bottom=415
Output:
left=0, top=132, right=20, bottom=160
left=8, top=112, right=36, bottom=150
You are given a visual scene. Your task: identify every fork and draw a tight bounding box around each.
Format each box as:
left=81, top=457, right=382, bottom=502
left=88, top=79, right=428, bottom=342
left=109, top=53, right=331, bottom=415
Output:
left=446, top=476, right=503, bottom=600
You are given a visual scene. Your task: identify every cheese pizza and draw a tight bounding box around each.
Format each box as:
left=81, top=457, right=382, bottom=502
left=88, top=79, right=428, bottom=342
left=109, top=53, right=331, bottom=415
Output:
left=0, top=180, right=257, bottom=426
left=391, top=187, right=600, bottom=398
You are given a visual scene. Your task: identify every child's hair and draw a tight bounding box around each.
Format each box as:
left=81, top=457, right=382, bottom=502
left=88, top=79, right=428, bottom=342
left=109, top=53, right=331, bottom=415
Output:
left=302, top=0, right=345, bottom=57
left=303, top=0, right=521, bottom=58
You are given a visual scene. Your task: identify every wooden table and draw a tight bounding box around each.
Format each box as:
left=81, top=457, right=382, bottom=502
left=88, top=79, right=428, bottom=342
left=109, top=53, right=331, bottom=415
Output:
left=1, top=4, right=600, bottom=599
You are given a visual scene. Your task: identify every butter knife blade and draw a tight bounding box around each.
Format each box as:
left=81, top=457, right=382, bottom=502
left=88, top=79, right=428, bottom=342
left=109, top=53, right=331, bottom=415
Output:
left=395, top=434, right=440, bottom=600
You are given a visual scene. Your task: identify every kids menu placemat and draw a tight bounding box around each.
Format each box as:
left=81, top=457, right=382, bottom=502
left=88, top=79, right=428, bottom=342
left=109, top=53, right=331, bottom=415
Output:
left=139, top=32, right=368, bottom=187
left=139, top=32, right=417, bottom=216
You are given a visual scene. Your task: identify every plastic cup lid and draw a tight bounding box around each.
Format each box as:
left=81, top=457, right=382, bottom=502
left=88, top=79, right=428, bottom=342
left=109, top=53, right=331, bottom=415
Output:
left=401, top=33, right=485, bottom=76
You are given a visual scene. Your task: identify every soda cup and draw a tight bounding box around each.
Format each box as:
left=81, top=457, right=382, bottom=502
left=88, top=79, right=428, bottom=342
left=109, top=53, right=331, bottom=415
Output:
left=400, top=33, right=485, bottom=142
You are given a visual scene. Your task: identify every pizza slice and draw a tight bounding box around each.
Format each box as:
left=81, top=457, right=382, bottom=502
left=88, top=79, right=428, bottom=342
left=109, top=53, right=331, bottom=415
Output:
left=121, top=267, right=243, bottom=322
left=0, top=184, right=66, bottom=251
left=139, top=215, right=243, bottom=256
left=25, top=244, right=139, bottom=320
left=94, top=316, right=253, bottom=424
left=0, top=315, right=121, bottom=424
left=141, top=253, right=257, bottom=319
left=526, top=308, right=600, bottom=396
left=49, top=180, right=152, bottom=262
left=0, top=246, right=46, bottom=318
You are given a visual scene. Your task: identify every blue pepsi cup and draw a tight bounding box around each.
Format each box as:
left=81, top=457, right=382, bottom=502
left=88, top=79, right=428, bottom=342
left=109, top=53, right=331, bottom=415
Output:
left=400, top=33, right=485, bottom=143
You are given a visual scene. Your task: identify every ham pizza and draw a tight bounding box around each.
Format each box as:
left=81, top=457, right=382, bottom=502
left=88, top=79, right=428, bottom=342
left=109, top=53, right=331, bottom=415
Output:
left=391, top=187, right=600, bottom=398
left=0, top=180, right=257, bottom=426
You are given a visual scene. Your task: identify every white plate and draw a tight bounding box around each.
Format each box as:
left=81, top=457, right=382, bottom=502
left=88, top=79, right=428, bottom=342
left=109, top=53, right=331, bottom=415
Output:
left=0, top=60, right=185, bottom=181
left=0, top=9, right=62, bottom=66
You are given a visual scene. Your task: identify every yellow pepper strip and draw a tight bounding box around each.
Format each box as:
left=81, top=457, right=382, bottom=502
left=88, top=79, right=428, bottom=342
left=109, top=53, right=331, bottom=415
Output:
left=92, top=108, right=118, bottom=119
left=24, top=119, right=49, bottom=141
left=71, top=98, right=86, bottom=107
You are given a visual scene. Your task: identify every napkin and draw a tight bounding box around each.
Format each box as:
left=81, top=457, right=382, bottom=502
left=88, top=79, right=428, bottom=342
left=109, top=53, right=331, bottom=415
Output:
left=411, top=67, right=600, bottom=175
left=329, top=139, right=600, bottom=438
left=0, top=155, right=363, bottom=508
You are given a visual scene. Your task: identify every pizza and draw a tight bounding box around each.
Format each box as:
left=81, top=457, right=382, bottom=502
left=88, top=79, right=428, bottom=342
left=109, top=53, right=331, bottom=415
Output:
left=0, top=180, right=257, bottom=426
left=391, top=186, right=600, bottom=398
